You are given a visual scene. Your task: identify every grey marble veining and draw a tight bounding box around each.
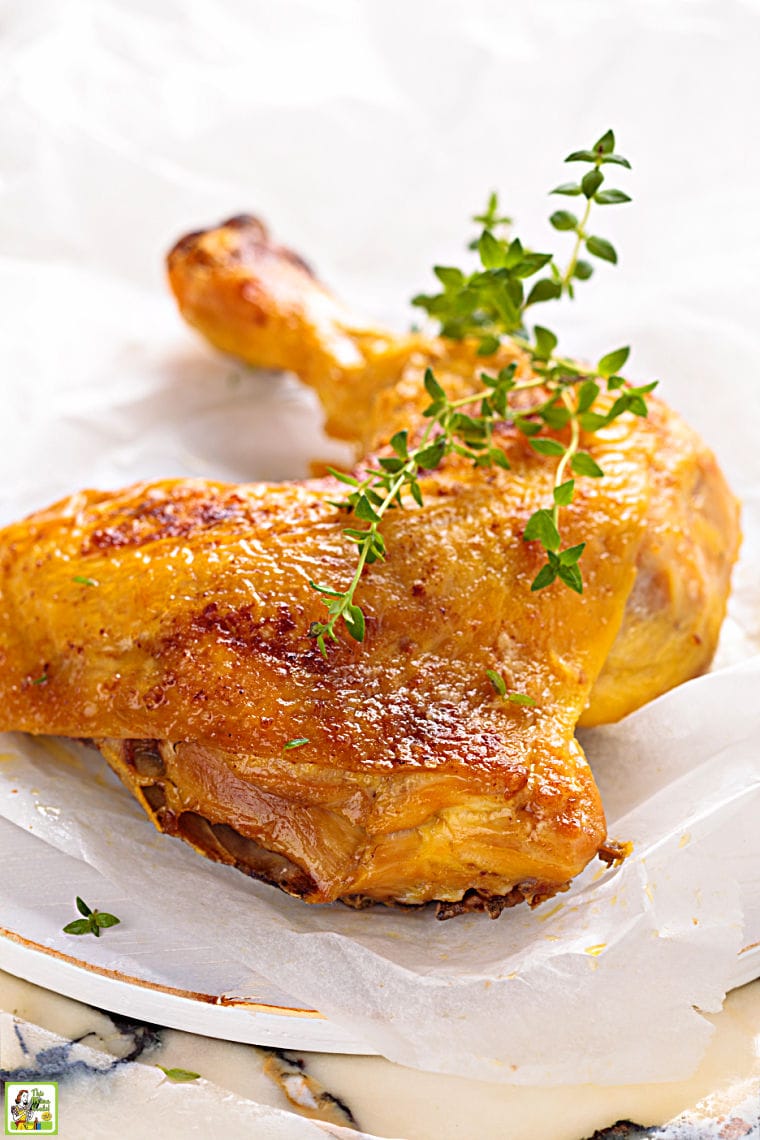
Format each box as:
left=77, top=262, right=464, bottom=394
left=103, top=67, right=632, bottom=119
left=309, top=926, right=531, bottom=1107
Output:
left=0, top=1004, right=380, bottom=1139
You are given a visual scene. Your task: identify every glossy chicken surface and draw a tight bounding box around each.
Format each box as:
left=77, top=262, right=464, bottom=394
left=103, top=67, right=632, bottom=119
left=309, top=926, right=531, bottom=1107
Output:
left=168, top=216, right=741, bottom=726
left=0, top=460, right=631, bottom=912
left=0, top=217, right=739, bottom=918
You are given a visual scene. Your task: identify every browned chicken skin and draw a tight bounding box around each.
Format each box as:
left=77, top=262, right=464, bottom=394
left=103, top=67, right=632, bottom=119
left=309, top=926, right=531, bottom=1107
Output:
left=167, top=216, right=741, bottom=727
left=0, top=216, right=739, bottom=917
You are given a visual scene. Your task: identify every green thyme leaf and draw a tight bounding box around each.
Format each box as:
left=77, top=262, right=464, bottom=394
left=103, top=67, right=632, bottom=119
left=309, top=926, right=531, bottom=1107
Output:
left=354, top=495, right=381, bottom=523
left=477, top=334, right=501, bottom=356
left=525, top=278, right=562, bottom=306
left=578, top=411, right=608, bottom=432
left=72, top=575, right=98, bottom=587
left=541, top=402, right=571, bottom=430
left=553, top=480, right=575, bottom=506
left=560, top=543, right=586, bottom=565
left=311, top=131, right=647, bottom=652
left=390, top=430, right=409, bottom=458
left=158, top=1067, right=201, bottom=1083
left=558, top=562, right=583, bottom=592
left=326, top=467, right=360, bottom=487
left=530, top=437, right=566, bottom=457
left=577, top=380, right=600, bottom=413
left=586, top=236, right=618, bottom=263
left=549, top=210, right=578, bottom=232
left=424, top=368, right=445, bottom=400
left=434, top=266, right=465, bottom=288
left=507, top=692, right=537, bottom=707
left=524, top=509, right=561, bottom=552
left=595, top=189, right=631, bottom=205
left=571, top=452, right=605, bottom=477
left=309, top=580, right=345, bottom=598
left=514, top=415, right=542, bottom=437
left=505, top=237, right=525, bottom=268
left=533, top=326, right=558, bottom=361
left=344, top=604, right=366, bottom=642
left=514, top=252, right=553, bottom=279
left=581, top=169, right=604, bottom=198
left=597, top=346, right=630, bottom=376
left=486, top=669, right=507, bottom=697
left=472, top=191, right=512, bottom=232
left=63, top=899, right=120, bottom=938
left=478, top=230, right=507, bottom=269
left=94, top=912, right=121, bottom=929
left=531, top=563, right=558, bottom=591
left=283, top=737, right=310, bottom=751
left=551, top=182, right=582, bottom=196
left=601, top=154, right=632, bottom=169
left=416, top=439, right=447, bottom=469
left=376, top=457, right=404, bottom=475
left=594, top=129, right=615, bottom=155
left=564, top=149, right=598, bottom=164
left=410, top=480, right=424, bottom=506
left=62, top=919, right=92, bottom=936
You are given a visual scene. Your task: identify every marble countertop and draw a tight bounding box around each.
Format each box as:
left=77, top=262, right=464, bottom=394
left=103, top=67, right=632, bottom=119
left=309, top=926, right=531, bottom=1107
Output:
left=1, top=966, right=759, bottom=1139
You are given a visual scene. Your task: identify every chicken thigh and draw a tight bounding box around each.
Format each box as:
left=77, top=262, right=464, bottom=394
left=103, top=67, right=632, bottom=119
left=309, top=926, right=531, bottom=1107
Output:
left=0, top=216, right=739, bottom=917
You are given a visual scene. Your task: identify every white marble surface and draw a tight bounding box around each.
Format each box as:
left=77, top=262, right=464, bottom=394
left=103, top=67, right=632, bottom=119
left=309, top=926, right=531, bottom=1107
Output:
left=2, top=966, right=760, bottom=1139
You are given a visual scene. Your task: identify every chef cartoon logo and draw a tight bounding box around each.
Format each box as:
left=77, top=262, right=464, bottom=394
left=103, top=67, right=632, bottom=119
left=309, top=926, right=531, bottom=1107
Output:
left=3, top=1083, right=58, bottom=1134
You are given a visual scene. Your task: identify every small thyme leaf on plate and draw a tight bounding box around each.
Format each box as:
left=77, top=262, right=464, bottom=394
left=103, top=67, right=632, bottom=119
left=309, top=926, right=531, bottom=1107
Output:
left=63, top=898, right=120, bottom=938
left=157, top=1067, right=201, bottom=1083
left=94, top=913, right=120, bottom=929
left=62, top=919, right=92, bottom=936
left=507, top=692, right=537, bottom=707
left=72, top=575, right=99, bottom=586
left=283, top=737, right=310, bottom=751
left=309, top=130, right=652, bottom=651
left=31, top=674, right=48, bottom=685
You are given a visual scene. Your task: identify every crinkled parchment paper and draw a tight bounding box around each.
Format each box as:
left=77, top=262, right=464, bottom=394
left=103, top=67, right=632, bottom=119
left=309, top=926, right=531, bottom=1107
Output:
left=0, top=0, right=759, bottom=1085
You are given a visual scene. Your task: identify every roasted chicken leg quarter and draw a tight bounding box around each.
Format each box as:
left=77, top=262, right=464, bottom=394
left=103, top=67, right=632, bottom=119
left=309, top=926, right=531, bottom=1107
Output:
left=0, top=216, right=739, bottom=918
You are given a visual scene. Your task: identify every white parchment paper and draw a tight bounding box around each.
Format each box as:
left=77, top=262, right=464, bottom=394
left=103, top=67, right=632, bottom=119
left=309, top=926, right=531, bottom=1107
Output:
left=0, top=0, right=759, bottom=1085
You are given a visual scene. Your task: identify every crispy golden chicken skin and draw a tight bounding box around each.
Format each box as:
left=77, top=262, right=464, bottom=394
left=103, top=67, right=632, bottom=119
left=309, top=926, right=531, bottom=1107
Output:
left=1, top=449, right=635, bottom=913
left=0, top=217, right=739, bottom=918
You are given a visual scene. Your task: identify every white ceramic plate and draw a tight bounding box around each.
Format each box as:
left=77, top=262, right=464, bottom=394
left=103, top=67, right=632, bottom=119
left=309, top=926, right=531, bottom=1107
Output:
left=2, top=806, right=758, bottom=1052
left=0, top=815, right=374, bottom=1053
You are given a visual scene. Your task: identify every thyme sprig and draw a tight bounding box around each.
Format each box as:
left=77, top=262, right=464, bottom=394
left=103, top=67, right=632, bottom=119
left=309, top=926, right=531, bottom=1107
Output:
left=309, top=364, right=530, bottom=656
left=308, top=131, right=656, bottom=653
left=62, top=896, right=121, bottom=938
left=412, top=128, right=631, bottom=345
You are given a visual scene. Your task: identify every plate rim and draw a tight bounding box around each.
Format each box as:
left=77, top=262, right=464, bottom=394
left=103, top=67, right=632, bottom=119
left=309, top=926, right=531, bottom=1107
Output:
left=0, top=923, right=322, bottom=1018
left=0, top=924, right=377, bottom=1054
